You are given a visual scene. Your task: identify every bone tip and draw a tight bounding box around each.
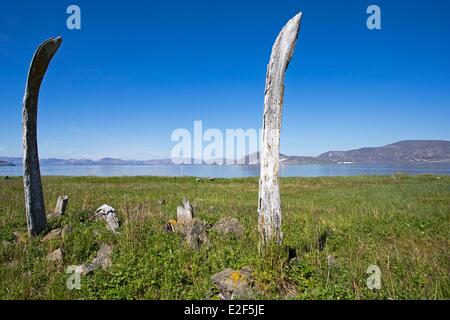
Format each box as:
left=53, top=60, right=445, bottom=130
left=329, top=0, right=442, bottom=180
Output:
left=53, top=36, right=63, bottom=44
left=293, top=12, right=303, bottom=22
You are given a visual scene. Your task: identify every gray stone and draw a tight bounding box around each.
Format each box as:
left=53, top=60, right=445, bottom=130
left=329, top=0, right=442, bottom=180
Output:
left=76, top=244, right=114, bottom=276
left=46, top=248, right=64, bottom=265
left=212, top=217, right=244, bottom=238
left=211, top=266, right=254, bottom=300
left=183, top=218, right=210, bottom=250
left=41, top=228, right=62, bottom=242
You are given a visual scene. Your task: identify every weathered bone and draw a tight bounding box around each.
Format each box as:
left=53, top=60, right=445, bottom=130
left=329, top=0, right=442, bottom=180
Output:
left=258, top=13, right=302, bottom=248
left=22, top=36, right=62, bottom=236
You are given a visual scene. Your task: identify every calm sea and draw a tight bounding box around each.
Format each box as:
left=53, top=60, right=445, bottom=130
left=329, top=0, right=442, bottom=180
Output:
left=1, top=163, right=450, bottom=178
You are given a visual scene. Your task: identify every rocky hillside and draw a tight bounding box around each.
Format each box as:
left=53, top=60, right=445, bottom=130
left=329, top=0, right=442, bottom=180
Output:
left=317, top=140, right=450, bottom=163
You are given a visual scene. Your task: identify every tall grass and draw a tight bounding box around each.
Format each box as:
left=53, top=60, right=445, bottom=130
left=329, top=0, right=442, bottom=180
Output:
left=0, top=175, right=449, bottom=299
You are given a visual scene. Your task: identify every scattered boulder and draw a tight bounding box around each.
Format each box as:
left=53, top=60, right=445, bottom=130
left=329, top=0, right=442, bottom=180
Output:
left=164, top=216, right=210, bottom=250
left=165, top=199, right=212, bottom=249
left=75, top=244, right=114, bottom=276
left=212, top=217, right=244, bottom=238
left=95, top=204, right=120, bottom=233
left=211, top=266, right=254, bottom=300
left=46, top=248, right=64, bottom=265
left=184, top=218, right=211, bottom=250
left=83, top=244, right=113, bottom=274
left=176, top=198, right=194, bottom=226
left=41, top=228, right=62, bottom=242
left=196, top=178, right=201, bottom=182
left=208, top=177, right=216, bottom=181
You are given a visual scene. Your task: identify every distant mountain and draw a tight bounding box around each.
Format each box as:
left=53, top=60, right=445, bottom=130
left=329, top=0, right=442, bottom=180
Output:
left=1, top=140, right=449, bottom=166
left=239, top=140, right=450, bottom=164
left=239, top=152, right=290, bottom=165
left=0, top=160, right=15, bottom=166
left=317, top=140, right=450, bottom=163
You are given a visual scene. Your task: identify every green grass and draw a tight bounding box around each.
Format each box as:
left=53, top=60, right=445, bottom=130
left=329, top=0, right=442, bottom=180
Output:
left=0, top=174, right=449, bottom=299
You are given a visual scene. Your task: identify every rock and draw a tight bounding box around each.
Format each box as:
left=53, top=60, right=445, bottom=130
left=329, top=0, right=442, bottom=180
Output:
left=95, top=204, right=120, bottom=233
left=208, top=177, right=215, bottom=181
left=211, top=266, right=254, bottom=300
left=176, top=198, right=194, bottom=226
left=158, top=199, right=166, bottom=206
left=183, top=218, right=210, bottom=250
left=166, top=200, right=209, bottom=249
left=46, top=248, right=64, bottom=265
left=13, top=231, right=28, bottom=244
left=41, top=228, right=62, bottom=242
left=212, top=217, right=244, bottom=237
left=61, top=224, right=72, bottom=240
left=80, top=244, right=113, bottom=275
left=196, top=178, right=201, bottom=182
left=163, top=219, right=178, bottom=233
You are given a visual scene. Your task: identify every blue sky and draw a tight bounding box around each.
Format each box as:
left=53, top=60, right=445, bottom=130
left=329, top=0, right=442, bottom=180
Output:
left=0, top=0, right=449, bottom=159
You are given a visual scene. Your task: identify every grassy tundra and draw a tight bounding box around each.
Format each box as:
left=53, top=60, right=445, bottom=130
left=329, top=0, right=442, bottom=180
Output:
left=0, top=175, right=449, bottom=299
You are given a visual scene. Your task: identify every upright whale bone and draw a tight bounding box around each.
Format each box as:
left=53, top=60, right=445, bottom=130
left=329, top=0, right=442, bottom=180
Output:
left=22, top=36, right=62, bottom=236
left=258, top=13, right=302, bottom=248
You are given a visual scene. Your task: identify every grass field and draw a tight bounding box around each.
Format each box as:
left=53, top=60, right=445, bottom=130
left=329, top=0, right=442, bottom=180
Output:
left=0, top=174, right=449, bottom=299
